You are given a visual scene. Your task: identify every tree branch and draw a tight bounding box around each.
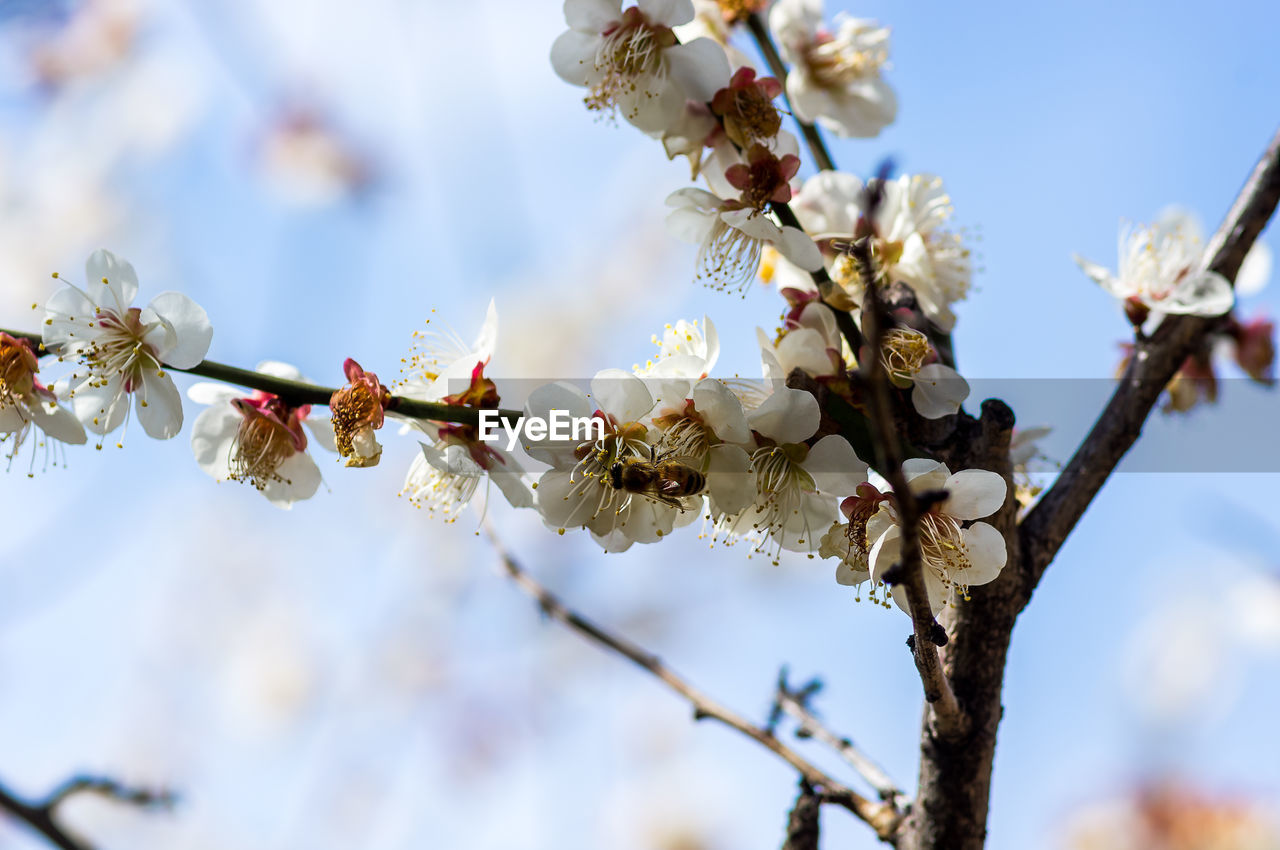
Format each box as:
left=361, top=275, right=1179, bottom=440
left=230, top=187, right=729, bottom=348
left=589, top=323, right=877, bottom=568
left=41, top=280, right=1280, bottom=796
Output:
left=771, top=671, right=904, bottom=804
left=1019, top=127, right=1280, bottom=591
left=0, top=774, right=175, bottom=850
left=847, top=179, right=966, bottom=739
left=480, top=522, right=903, bottom=843
left=0, top=327, right=522, bottom=427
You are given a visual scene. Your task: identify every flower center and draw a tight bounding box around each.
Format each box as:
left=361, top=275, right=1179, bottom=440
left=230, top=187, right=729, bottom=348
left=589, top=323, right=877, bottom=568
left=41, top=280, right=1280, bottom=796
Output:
left=918, top=510, right=971, bottom=585
left=696, top=215, right=764, bottom=295
left=229, top=410, right=298, bottom=490
left=805, top=33, right=887, bottom=89
left=80, top=307, right=163, bottom=392
left=586, top=8, right=675, bottom=120
left=880, top=328, right=932, bottom=381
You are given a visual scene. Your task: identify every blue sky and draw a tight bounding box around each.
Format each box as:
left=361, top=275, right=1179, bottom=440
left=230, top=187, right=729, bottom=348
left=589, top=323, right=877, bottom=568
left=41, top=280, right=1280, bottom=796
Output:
left=0, top=1, right=1277, bottom=848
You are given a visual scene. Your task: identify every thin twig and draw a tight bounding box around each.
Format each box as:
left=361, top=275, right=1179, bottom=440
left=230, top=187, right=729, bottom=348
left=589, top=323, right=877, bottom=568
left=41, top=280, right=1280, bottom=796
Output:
left=772, top=672, right=904, bottom=804
left=848, top=176, right=966, bottom=738
left=0, top=774, right=175, bottom=850
left=480, top=522, right=903, bottom=843
left=745, top=13, right=836, bottom=174
left=0, top=327, right=522, bottom=427
left=1019, top=127, right=1280, bottom=591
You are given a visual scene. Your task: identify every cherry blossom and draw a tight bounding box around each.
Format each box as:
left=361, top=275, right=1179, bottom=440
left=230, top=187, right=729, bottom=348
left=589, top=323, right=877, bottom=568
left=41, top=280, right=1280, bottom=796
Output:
left=394, top=301, right=532, bottom=517
left=330, top=358, right=390, bottom=468
left=769, top=0, right=897, bottom=138
left=526, top=373, right=690, bottom=551
left=0, top=331, right=86, bottom=465
left=43, top=249, right=212, bottom=443
left=1074, top=217, right=1235, bottom=320
left=865, top=459, right=1008, bottom=615
left=666, top=145, right=823, bottom=294
left=777, top=171, right=972, bottom=331
left=878, top=327, right=968, bottom=419
left=188, top=362, right=334, bottom=508
left=551, top=0, right=730, bottom=135
left=715, top=386, right=868, bottom=562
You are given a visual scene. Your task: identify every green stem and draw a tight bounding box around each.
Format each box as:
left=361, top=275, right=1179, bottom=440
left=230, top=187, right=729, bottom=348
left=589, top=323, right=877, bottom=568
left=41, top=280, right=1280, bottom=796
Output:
left=1, top=327, right=523, bottom=427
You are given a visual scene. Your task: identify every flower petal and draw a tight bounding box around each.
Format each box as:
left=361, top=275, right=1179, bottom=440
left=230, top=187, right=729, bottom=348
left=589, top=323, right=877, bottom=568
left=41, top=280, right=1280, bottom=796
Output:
left=190, top=403, right=240, bottom=479
left=705, top=443, right=754, bottom=515
left=27, top=399, right=87, bottom=445
left=801, top=434, right=868, bottom=497
left=565, top=0, right=621, bottom=31
left=148, top=291, right=213, bottom=368
left=692, top=378, right=749, bottom=443
left=774, top=225, right=824, bottom=271
left=942, top=469, right=1007, bottom=520
left=958, top=522, right=1007, bottom=586
left=85, top=249, right=138, bottom=310
left=591, top=369, right=654, bottom=424
left=664, top=37, right=730, bottom=102
left=550, top=29, right=601, bottom=86
left=747, top=385, right=819, bottom=444
left=71, top=374, right=129, bottom=435
left=911, top=363, right=969, bottom=419
left=136, top=369, right=184, bottom=439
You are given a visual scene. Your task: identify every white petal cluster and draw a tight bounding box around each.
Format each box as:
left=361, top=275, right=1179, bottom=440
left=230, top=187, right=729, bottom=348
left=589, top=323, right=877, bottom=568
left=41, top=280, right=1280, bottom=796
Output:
left=831, top=460, right=1008, bottom=615
left=769, top=0, right=897, bottom=138
left=396, top=301, right=533, bottom=521
left=0, top=332, right=86, bottom=466
left=665, top=186, right=823, bottom=294
left=777, top=172, right=972, bottom=331
left=43, top=249, right=212, bottom=444
left=551, top=0, right=730, bottom=135
left=1074, top=212, right=1236, bottom=318
left=188, top=362, right=335, bottom=509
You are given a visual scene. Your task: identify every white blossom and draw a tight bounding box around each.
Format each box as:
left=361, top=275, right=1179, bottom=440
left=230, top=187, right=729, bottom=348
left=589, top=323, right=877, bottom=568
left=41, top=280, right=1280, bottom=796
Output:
left=551, top=0, right=730, bottom=135
left=866, top=459, right=1008, bottom=615
left=43, top=249, right=212, bottom=443
left=715, top=386, right=868, bottom=561
left=396, top=302, right=532, bottom=517
left=769, top=0, right=897, bottom=138
left=0, top=331, right=86, bottom=466
left=1074, top=215, right=1235, bottom=318
left=526, top=373, right=690, bottom=551
left=188, top=362, right=333, bottom=509
left=879, top=327, right=968, bottom=419
left=666, top=186, right=822, bottom=294
left=780, top=171, right=972, bottom=331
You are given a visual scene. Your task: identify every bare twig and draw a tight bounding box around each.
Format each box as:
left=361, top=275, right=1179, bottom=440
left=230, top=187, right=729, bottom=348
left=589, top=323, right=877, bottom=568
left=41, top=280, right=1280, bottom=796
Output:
left=1019, top=127, right=1280, bottom=591
left=772, top=671, right=904, bottom=804
left=0, top=774, right=175, bottom=850
left=0, top=326, right=522, bottom=427
left=848, top=175, right=966, bottom=739
left=480, top=522, right=903, bottom=843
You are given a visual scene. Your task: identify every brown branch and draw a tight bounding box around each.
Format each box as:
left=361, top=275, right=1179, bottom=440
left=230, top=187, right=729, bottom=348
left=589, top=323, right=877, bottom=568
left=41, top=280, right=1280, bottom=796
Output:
left=0, top=327, right=522, bottom=427
left=1019, top=127, right=1280, bottom=591
left=480, top=522, right=903, bottom=843
left=847, top=181, right=966, bottom=739
left=781, top=781, right=822, bottom=850
left=772, top=673, right=904, bottom=804
left=0, top=774, right=175, bottom=850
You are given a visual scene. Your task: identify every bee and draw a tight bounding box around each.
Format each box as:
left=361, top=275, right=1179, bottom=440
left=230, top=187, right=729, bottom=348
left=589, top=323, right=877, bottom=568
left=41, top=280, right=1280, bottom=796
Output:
left=609, top=448, right=706, bottom=510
